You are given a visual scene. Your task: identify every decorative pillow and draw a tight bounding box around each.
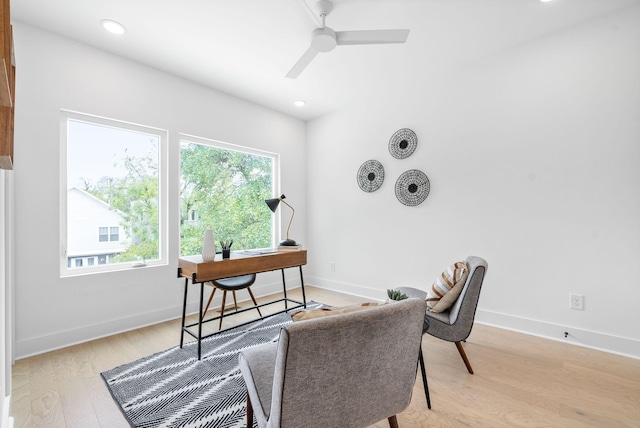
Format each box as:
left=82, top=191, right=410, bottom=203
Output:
left=426, top=261, right=469, bottom=313
left=290, top=302, right=383, bottom=322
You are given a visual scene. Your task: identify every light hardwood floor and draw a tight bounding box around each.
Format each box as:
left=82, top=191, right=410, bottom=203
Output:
left=10, top=286, right=640, bottom=427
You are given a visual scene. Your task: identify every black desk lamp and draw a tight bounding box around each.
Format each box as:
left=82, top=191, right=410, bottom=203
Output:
left=265, top=194, right=297, bottom=246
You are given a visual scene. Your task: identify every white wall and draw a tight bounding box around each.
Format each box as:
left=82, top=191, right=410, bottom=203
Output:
left=1, top=169, right=13, bottom=428
left=8, top=6, right=640, bottom=361
left=305, top=5, right=640, bottom=358
left=11, top=22, right=307, bottom=358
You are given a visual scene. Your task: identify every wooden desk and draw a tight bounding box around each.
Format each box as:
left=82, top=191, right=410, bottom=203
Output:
left=178, top=249, right=307, bottom=359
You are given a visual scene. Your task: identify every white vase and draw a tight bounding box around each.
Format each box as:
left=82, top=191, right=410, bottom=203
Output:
left=202, top=229, right=216, bottom=261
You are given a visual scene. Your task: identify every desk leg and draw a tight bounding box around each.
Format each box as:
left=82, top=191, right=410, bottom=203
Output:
left=180, top=277, right=189, bottom=348
left=281, top=269, right=288, bottom=310
left=198, top=282, right=204, bottom=360
left=299, top=266, right=307, bottom=308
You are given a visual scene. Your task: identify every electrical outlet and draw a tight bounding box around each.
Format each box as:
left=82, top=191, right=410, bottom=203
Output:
left=570, top=294, right=584, bottom=310
left=330, top=262, right=336, bottom=272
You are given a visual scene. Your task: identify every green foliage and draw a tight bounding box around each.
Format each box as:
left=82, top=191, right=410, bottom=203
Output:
left=83, top=140, right=274, bottom=263
left=179, top=143, right=273, bottom=256
left=113, top=240, right=158, bottom=263
left=88, top=148, right=160, bottom=262
left=387, top=289, right=409, bottom=301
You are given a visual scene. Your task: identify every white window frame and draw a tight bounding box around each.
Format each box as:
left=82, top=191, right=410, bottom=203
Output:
left=60, top=110, right=168, bottom=277
left=179, top=133, right=281, bottom=251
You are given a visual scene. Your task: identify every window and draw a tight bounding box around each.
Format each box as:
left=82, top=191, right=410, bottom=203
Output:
left=98, top=226, right=119, bottom=242
left=98, top=227, right=108, bottom=242
left=110, top=226, right=119, bottom=242
left=179, top=135, right=278, bottom=256
left=60, top=110, right=168, bottom=276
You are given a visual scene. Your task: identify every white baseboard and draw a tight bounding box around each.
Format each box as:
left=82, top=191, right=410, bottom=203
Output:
left=308, top=277, right=388, bottom=302
left=1, top=396, right=13, bottom=428
left=309, top=277, right=640, bottom=360
left=14, top=280, right=288, bottom=359
left=475, top=309, right=640, bottom=360
left=17, top=275, right=638, bottom=361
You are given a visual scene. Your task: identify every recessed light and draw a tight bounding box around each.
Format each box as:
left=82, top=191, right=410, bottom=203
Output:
left=540, top=0, right=554, bottom=3
left=294, top=100, right=306, bottom=107
left=101, top=19, right=126, bottom=35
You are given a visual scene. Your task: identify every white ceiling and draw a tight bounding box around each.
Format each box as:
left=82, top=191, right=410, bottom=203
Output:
left=11, top=0, right=640, bottom=121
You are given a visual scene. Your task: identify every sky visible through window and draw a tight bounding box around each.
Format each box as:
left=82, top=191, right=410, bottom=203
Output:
left=67, top=119, right=159, bottom=189
left=64, top=117, right=162, bottom=272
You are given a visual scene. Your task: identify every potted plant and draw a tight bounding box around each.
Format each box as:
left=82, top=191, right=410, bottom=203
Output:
left=386, top=289, right=409, bottom=302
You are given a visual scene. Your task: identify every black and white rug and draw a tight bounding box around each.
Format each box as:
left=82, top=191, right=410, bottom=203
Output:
left=102, top=304, right=320, bottom=428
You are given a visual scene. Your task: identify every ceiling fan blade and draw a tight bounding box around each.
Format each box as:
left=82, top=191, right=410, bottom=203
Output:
left=285, top=47, right=319, bottom=79
left=336, top=29, right=410, bottom=45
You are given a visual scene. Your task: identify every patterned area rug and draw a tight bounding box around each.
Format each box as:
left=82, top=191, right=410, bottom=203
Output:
left=102, top=303, right=320, bottom=428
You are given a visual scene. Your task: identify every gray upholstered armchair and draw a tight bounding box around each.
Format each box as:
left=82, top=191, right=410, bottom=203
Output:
left=397, top=256, right=488, bottom=375
left=238, top=298, right=427, bottom=428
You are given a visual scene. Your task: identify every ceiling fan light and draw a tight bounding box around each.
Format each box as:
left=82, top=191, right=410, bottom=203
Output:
left=101, top=19, right=126, bottom=35
left=311, top=27, right=337, bottom=52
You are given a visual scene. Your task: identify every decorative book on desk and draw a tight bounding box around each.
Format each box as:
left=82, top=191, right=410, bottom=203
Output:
left=278, top=244, right=302, bottom=252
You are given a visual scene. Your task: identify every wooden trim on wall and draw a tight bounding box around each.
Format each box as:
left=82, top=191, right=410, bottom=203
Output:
left=0, top=0, right=15, bottom=170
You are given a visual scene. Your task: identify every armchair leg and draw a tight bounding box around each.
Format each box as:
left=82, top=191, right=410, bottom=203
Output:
left=246, top=393, right=254, bottom=428
left=455, top=341, right=474, bottom=374
left=418, top=345, right=432, bottom=409
left=388, top=415, right=399, bottom=428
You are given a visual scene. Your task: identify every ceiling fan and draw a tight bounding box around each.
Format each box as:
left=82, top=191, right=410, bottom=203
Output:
left=286, top=0, right=410, bottom=79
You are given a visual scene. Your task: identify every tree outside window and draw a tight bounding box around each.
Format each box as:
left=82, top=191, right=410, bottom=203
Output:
left=62, top=111, right=167, bottom=275
left=62, top=111, right=273, bottom=275
left=179, top=139, right=277, bottom=256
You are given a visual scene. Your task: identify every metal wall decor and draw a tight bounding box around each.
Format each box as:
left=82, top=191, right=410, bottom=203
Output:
left=357, top=159, right=385, bottom=192
left=388, top=128, right=418, bottom=159
left=395, top=169, right=430, bottom=206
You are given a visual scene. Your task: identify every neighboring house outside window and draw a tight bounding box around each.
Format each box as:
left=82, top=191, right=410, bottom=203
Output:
left=66, top=187, right=128, bottom=269
left=61, top=110, right=168, bottom=276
